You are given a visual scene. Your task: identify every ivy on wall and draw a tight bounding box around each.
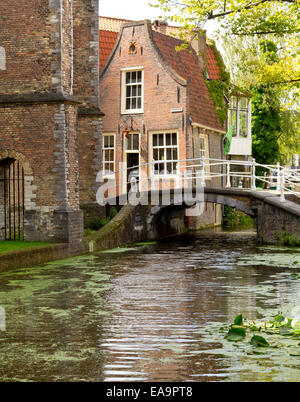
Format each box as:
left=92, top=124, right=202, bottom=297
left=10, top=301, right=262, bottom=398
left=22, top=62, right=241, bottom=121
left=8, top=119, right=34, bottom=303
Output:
left=205, top=43, right=230, bottom=127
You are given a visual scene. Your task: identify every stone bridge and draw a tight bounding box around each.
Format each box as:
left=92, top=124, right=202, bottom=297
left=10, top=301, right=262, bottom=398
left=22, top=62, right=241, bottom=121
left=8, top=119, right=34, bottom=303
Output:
left=85, top=187, right=300, bottom=252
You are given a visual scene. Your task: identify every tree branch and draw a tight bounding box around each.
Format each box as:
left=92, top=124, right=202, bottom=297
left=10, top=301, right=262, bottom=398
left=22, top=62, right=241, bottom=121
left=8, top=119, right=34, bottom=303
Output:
left=208, top=0, right=296, bottom=20
left=261, top=79, right=300, bottom=86
left=232, top=29, right=300, bottom=35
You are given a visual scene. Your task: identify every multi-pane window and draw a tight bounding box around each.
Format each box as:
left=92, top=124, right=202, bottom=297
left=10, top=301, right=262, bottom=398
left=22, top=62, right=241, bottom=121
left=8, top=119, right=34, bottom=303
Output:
left=239, top=98, right=248, bottom=137
left=229, top=96, right=250, bottom=137
left=199, top=137, right=206, bottom=159
left=229, top=97, right=238, bottom=137
left=199, top=134, right=210, bottom=174
left=123, top=70, right=143, bottom=112
left=126, top=133, right=139, bottom=151
left=152, top=132, right=178, bottom=175
left=102, top=134, right=115, bottom=174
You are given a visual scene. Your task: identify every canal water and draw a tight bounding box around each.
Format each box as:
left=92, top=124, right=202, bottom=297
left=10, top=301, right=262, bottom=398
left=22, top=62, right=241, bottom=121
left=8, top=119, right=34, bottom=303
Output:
left=0, top=228, right=299, bottom=382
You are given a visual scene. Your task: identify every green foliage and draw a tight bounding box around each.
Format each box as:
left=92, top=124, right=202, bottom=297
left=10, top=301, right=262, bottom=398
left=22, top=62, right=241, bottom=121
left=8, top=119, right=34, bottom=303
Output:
left=87, top=217, right=110, bottom=231
left=85, top=207, right=119, bottom=233
left=152, top=1, right=300, bottom=91
left=225, top=313, right=300, bottom=349
left=152, top=1, right=300, bottom=164
left=108, top=206, right=118, bottom=220
left=251, top=85, right=281, bottom=167
left=0, top=241, right=52, bottom=254
left=206, top=80, right=228, bottom=126
left=223, top=206, right=254, bottom=228
left=280, top=231, right=300, bottom=247
left=151, top=1, right=300, bottom=39
left=279, top=109, right=300, bottom=164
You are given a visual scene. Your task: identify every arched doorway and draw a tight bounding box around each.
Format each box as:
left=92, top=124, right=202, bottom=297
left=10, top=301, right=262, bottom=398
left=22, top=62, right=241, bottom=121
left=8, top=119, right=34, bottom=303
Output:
left=0, top=158, right=24, bottom=240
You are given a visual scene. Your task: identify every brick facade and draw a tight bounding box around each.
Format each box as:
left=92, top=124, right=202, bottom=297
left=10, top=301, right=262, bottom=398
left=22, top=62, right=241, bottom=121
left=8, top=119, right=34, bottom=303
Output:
left=0, top=0, right=102, bottom=250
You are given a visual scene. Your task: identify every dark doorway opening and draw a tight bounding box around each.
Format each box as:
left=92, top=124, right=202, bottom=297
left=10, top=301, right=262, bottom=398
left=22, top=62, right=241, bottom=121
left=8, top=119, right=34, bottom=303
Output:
left=127, top=153, right=139, bottom=192
left=0, top=158, right=25, bottom=240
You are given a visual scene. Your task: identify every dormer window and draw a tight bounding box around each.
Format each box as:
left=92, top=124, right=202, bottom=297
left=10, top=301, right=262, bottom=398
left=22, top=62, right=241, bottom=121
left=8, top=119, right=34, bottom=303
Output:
left=121, top=67, right=143, bottom=114
left=229, top=96, right=251, bottom=138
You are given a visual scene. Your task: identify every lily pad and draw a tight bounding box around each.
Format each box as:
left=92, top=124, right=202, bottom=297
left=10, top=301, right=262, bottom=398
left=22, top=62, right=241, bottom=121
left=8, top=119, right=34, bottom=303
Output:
left=279, top=326, right=294, bottom=336
left=250, top=335, right=270, bottom=347
left=234, top=314, right=243, bottom=326
left=226, top=325, right=246, bottom=341
left=274, top=315, right=285, bottom=323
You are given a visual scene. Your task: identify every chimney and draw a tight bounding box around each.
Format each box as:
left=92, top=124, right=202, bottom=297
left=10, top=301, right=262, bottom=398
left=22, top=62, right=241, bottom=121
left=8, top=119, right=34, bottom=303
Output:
left=191, top=29, right=207, bottom=73
left=153, top=19, right=168, bottom=35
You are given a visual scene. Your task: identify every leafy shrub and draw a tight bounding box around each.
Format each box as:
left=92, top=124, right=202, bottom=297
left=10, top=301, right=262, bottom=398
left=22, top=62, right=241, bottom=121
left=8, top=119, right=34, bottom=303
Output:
left=85, top=207, right=119, bottom=233
left=281, top=231, right=300, bottom=247
left=88, top=217, right=110, bottom=231
left=108, top=206, right=118, bottom=220
left=223, top=206, right=254, bottom=228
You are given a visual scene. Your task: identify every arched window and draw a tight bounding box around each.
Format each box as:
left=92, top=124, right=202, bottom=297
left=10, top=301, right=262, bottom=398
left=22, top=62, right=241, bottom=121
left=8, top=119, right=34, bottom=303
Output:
left=0, top=47, right=6, bottom=71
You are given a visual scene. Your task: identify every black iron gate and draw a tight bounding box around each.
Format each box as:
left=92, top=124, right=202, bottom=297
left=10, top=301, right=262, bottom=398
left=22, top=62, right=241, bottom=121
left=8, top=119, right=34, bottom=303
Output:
left=0, top=158, right=24, bottom=240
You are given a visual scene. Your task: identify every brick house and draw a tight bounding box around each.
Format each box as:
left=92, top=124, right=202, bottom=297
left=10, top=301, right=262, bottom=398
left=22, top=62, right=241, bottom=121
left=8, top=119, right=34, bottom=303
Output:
left=99, top=17, right=235, bottom=227
left=0, top=0, right=102, bottom=250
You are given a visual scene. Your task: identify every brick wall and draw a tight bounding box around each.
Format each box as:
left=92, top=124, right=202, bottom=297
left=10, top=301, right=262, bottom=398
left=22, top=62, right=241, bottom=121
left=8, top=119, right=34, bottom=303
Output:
left=100, top=21, right=188, bottom=191
left=0, top=0, right=97, bottom=246
left=73, top=0, right=99, bottom=107
left=0, top=0, right=75, bottom=94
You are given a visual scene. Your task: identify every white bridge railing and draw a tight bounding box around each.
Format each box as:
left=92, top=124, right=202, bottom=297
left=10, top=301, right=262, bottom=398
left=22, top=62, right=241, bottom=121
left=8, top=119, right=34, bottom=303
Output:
left=101, top=157, right=300, bottom=203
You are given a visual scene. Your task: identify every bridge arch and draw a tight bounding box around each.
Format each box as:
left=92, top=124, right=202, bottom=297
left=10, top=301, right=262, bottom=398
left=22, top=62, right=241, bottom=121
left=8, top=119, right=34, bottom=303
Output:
left=203, top=193, right=255, bottom=217
left=146, top=190, right=256, bottom=240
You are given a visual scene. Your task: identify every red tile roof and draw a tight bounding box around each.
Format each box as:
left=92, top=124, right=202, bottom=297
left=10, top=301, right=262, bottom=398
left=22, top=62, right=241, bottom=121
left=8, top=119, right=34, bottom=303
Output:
left=152, top=31, right=223, bottom=131
left=206, top=45, right=221, bottom=80
left=99, top=30, right=118, bottom=70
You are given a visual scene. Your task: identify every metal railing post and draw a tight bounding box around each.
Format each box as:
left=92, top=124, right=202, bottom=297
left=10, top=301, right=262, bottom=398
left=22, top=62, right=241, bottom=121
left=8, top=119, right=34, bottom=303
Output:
left=251, top=157, right=256, bottom=190
left=226, top=160, right=231, bottom=188
left=175, top=162, right=181, bottom=188
left=276, top=162, right=280, bottom=191
left=280, top=168, right=286, bottom=202
left=201, top=157, right=206, bottom=187
left=151, top=160, right=155, bottom=190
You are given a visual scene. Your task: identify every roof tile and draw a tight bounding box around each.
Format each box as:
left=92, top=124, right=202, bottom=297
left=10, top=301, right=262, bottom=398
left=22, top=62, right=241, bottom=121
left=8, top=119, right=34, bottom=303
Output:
left=99, top=30, right=118, bottom=70
left=152, top=31, right=223, bottom=131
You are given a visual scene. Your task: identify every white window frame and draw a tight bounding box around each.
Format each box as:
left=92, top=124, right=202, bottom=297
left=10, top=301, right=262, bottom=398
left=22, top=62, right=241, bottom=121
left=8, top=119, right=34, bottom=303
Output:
left=149, top=130, right=179, bottom=177
left=122, top=131, right=140, bottom=194
left=102, top=133, right=115, bottom=178
left=125, top=133, right=140, bottom=152
left=199, top=133, right=210, bottom=175
left=121, top=66, right=144, bottom=115
left=228, top=97, right=251, bottom=138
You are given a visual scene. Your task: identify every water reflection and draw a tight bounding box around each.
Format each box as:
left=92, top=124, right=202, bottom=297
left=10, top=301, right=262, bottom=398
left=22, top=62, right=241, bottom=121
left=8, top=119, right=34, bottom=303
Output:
left=0, top=229, right=299, bottom=381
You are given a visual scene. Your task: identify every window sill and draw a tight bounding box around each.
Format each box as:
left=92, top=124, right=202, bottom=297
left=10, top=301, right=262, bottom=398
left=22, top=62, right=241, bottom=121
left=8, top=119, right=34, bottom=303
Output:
left=121, top=110, right=144, bottom=115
